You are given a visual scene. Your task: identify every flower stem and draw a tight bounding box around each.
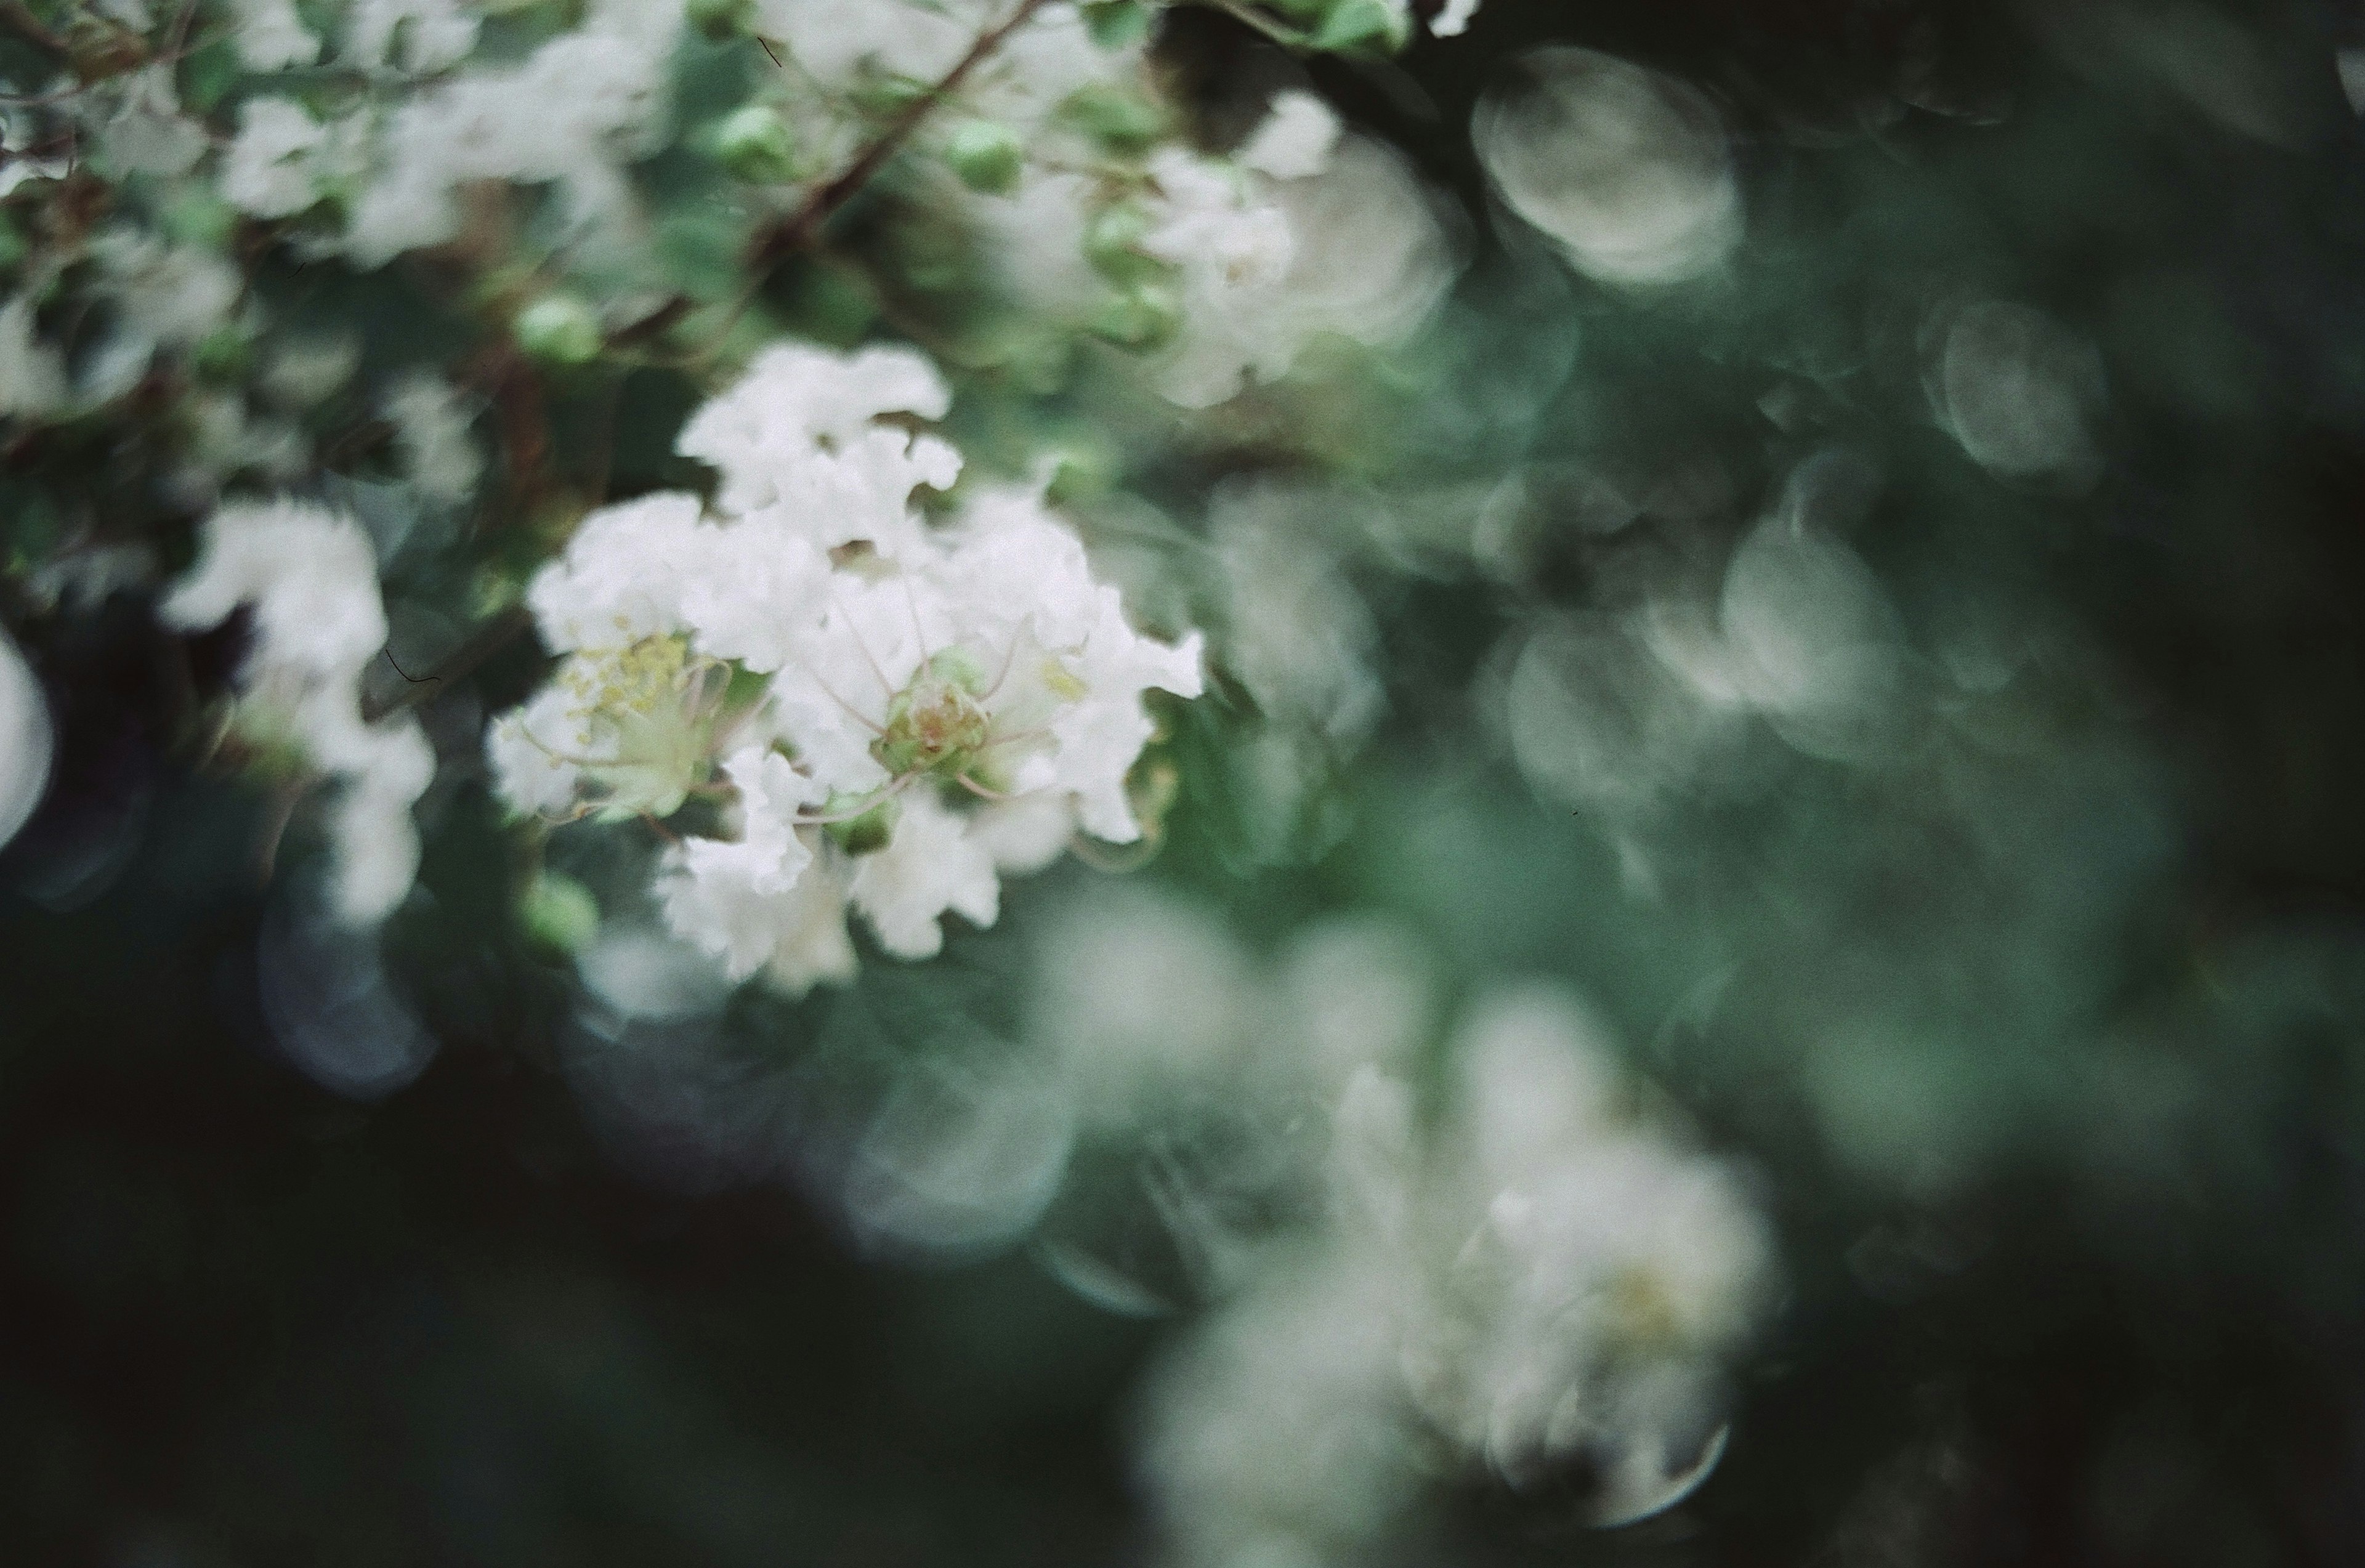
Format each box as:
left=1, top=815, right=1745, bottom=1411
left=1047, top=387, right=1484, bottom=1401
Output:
left=747, top=0, right=1057, bottom=269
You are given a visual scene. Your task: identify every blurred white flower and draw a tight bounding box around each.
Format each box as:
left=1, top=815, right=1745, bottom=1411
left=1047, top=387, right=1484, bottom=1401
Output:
left=89, top=227, right=241, bottom=352
left=379, top=372, right=483, bottom=507
left=161, top=502, right=434, bottom=925
left=341, top=1, right=680, bottom=265
left=230, top=0, right=320, bottom=70
left=1478, top=47, right=1739, bottom=286
left=1925, top=298, right=2106, bottom=487
left=345, top=0, right=480, bottom=73
left=0, top=297, right=67, bottom=420
left=0, top=624, right=52, bottom=852
left=1133, top=977, right=1776, bottom=1559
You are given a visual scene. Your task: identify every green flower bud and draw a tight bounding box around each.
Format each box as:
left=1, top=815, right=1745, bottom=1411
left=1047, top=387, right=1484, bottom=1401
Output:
left=945, top=119, right=1024, bottom=195
left=1083, top=202, right=1170, bottom=286
left=849, top=73, right=932, bottom=119
left=0, top=214, right=26, bottom=275
left=685, top=0, right=751, bottom=39
left=1089, top=283, right=1181, bottom=352
left=514, top=293, right=603, bottom=366
left=191, top=325, right=253, bottom=382
left=520, top=871, right=600, bottom=954
left=1314, top=0, right=1410, bottom=52
left=1059, top=83, right=1165, bottom=155
left=823, top=790, right=901, bottom=857
left=713, top=104, right=798, bottom=183
left=162, top=190, right=238, bottom=252
left=1080, top=0, right=1151, bottom=49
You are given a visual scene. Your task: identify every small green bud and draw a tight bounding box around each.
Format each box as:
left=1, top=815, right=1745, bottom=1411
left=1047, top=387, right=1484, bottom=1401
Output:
left=1089, top=283, right=1181, bottom=352
left=849, top=73, right=932, bottom=119
left=515, top=293, right=603, bottom=366
left=190, top=325, right=253, bottom=382
left=1043, top=442, right=1116, bottom=506
left=713, top=104, right=798, bottom=183
left=0, top=214, right=26, bottom=275
left=1313, top=0, right=1410, bottom=52
left=1080, top=0, right=1151, bottom=49
left=1059, top=83, right=1165, bottom=155
left=685, top=0, right=751, bottom=39
left=162, top=191, right=238, bottom=251
left=521, top=871, right=601, bottom=954
left=944, top=119, right=1024, bottom=195
left=823, top=790, right=900, bottom=857
left=1083, top=202, right=1170, bottom=286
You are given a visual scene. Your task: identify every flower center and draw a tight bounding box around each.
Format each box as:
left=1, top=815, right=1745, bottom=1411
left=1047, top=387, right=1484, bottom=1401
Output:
left=873, top=651, right=993, bottom=780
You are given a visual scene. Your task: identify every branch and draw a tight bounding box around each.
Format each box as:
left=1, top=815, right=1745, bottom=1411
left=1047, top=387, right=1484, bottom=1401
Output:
left=0, top=1, right=68, bottom=57
left=747, top=0, right=1056, bottom=269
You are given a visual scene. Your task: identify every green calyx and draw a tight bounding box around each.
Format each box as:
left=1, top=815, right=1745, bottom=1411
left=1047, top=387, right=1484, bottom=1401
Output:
left=823, top=790, right=902, bottom=856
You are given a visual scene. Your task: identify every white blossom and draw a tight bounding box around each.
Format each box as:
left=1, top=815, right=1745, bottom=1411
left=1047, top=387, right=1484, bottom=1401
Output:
left=0, top=623, right=52, bottom=853
left=161, top=502, right=434, bottom=925
left=89, top=227, right=242, bottom=353
left=380, top=372, right=483, bottom=506
left=341, top=2, right=681, bottom=266
left=1431, top=0, right=1482, bottom=38
left=0, top=297, right=67, bottom=421
left=230, top=0, right=321, bottom=70
left=493, top=341, right=1203, bottom=991
left=345, top=0, right=480, bottom=74
left=89, top=66, right=206, bottom=179
left=1238, top=90, right=1341, bottom=180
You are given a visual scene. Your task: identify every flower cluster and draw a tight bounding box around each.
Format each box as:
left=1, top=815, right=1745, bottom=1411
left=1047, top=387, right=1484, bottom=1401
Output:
left=490, top=342, right=1203, bottom=990
left=1139, top=980, right=1774, bottom=1563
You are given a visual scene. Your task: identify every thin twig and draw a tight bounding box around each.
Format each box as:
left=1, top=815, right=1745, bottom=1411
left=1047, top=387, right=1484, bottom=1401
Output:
left=0, top=1, right=67, bottom=57
left=747, top=0, right=1055, bottom=268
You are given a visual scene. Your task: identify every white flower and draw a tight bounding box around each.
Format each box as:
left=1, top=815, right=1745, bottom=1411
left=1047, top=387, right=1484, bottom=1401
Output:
left=0, top=623, right=52, bottom=852
left=341, top=6, right=677, bottom=265
left=0, top=297, right=67, bottom=420
left=89, top=227, right=242, bottom=352
left=1210, top=483, right=1384, bottom=743
left=1141, top=148, right=1298, bottom=297
left=161, top=501, right=434, bottom=925
left=1430, top=0, right=1482, bottom=37
left=346, top=0, right=479, bottom=73
left=380, top=371, right=482, bottom=506
left=754, top=0, right=976, bottom=84
left=0, top=111, right=70, bottom=198
left=260, top=333, right=362, bottom=408
left=162, top=501, right=390, bottom=679
left=1238, top=90, right=1341, bottom=181
left=657, top=747, right=823, bottom=977
left=524, top=492, right=716, bottom=653
left=847, top=787, right=999, bottom=958
left=231, top=0, right=321, bottom=70
left=220, top=98, right=362, bottom=218
left=1155, top=132, right=1457, bottom=408
left=674, top=341, right=959, bottom=538
left=89, top=66, right=206, bottom=179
